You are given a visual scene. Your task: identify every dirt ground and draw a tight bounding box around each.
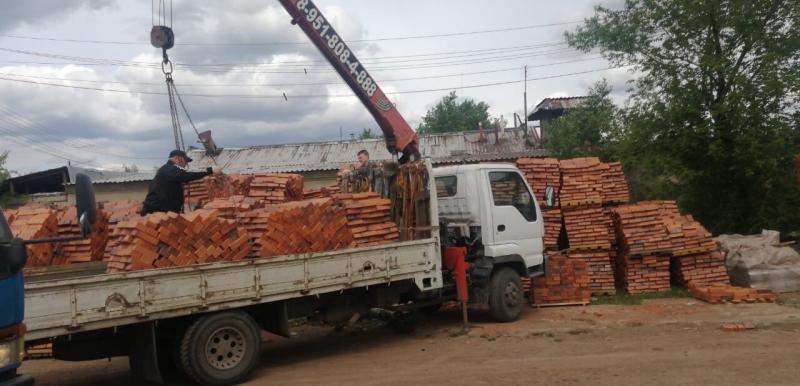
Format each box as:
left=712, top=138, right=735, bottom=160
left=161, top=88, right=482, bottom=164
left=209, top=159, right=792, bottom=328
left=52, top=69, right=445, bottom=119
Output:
left=21, top=297, right=800, bottom=385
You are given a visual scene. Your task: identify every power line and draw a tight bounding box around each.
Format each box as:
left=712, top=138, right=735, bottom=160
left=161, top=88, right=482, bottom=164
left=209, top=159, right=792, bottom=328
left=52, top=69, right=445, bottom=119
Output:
left=0, top=104, right=162, bottom=161
left=0, top=46, right=583, bottom=73
left=0, top=20, right=582, bottom=46
left=0, top=66, right=625, bottom=99
left=0, top=57, right=605, bottom=88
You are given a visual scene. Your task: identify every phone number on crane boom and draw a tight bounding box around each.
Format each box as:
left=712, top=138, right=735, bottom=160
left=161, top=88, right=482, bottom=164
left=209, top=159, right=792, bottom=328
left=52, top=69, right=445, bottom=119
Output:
left=296, top=0, right=378, bottom=97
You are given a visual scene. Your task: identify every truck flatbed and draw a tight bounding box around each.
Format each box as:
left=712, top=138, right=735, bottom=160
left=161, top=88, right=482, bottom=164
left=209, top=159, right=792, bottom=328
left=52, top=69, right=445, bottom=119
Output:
left=24, top=238, right=441, bottom=342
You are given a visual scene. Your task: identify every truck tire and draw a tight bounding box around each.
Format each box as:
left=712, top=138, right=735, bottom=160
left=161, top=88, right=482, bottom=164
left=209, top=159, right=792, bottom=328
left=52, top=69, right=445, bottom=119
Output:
left=180, top=311, right=262, bottom=386
left=488, top=267, right=523, bottom=322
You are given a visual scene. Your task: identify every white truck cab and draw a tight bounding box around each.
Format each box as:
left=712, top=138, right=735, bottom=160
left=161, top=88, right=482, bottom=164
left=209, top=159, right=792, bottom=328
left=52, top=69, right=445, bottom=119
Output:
left=434, top=163, right=546, bottom=321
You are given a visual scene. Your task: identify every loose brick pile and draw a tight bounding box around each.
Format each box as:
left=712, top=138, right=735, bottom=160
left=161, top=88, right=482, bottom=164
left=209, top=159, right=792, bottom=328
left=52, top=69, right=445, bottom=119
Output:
left=101, top=200, right=144, bottom=261
left=516, top=157, right=560, bottom=204
left=106, top=209, right=250, bottom=272
left=688, top=282, right=777, bottom=304
left=247, top=173, right=304, bottom=204
left=531, top=253, right=591, bottom=305
left=8, top=207, right=58, bottom=267
left=256, top=198, right=354, bottom=258
left=52, top=207, right=109, bottom=264
left=334, top=192, right=399, bottom=247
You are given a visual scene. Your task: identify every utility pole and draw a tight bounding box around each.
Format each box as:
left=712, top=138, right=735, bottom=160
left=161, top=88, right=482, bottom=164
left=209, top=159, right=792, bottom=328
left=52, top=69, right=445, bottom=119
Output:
left=523, top=65, right=528, bottom=137
left=339, top=126, right=343, bottom=141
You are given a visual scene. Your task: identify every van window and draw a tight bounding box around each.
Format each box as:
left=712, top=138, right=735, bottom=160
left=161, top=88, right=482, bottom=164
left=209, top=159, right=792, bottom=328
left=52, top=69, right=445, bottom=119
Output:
left=435, top=176, right=457, bottom=197
left=488, top=171, right=537, bottom=221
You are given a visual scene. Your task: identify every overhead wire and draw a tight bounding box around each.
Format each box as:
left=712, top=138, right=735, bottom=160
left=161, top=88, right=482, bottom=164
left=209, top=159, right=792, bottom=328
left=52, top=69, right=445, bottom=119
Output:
left=0, top=66, right=626, bottom=99
left=0, top=103, right=162, bottom=161
left=0, top=20, right=583, bottom=46
left=0, top=56, right=606, bottom=88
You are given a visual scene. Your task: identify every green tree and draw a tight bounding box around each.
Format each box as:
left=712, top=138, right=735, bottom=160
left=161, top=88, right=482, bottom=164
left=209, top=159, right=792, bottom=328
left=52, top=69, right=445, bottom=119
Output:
left=544, top=80, right=620, bottom=160
left=417, top=91, right=492, bottom=134
left=568, top=0, right=800, bottom=234
left=358, top=128, right=375, bottom=139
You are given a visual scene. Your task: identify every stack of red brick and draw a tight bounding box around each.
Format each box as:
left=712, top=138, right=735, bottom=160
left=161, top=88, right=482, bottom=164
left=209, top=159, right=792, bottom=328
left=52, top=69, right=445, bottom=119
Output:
left=333, top=192, right=399, bottom=247
left=610, top=200, right=731, bottom=294
left=6, top=206, right=58, bottom=267
left=52, top=207, right=109, bottom=265
left=247, top=173, right=304, bottom=204
left=559, top=157, right=618, bottom=295
left=185, top=174, right=255, bottom=208
left=530, top=252, right=591, bottom=305
left=105, top=209, right=250, bottom=272
left=303, top=185, right=340, bottom=200
left=688, top=282, right=777, bottom=303
left=101, top=200, right=143, bottom=261
left=255, top=198, right=354, bottom=258
left=516, top=158, right=562, bottom=250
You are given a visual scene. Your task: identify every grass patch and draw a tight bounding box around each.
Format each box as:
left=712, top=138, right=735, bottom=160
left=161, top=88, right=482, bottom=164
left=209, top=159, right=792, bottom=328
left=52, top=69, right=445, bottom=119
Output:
left=776, top=293, right=800, bottom=309
left=591, top=287, right=691, bottom=305
left=527, top=331, right=555, bottom=338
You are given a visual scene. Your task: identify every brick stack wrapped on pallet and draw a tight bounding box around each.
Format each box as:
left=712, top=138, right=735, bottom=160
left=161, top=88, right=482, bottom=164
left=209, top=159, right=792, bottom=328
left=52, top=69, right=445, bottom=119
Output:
left=531, top=252, right=591, bottom=306
left=610, top=200, right=733, bottom=294
left=516, top=158, right=562, bottom=251
left=559, top=157, right=618, bottom=295
left=610, top=202, right=677, bottom=293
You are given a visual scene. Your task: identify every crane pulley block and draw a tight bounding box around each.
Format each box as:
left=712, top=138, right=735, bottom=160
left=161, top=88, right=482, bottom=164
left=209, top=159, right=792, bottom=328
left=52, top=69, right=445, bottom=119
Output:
left=150, top=26, right=175, bottom=50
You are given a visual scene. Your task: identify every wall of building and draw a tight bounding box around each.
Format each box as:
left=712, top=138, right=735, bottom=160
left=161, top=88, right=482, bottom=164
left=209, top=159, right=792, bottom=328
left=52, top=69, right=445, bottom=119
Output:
left=66, top=181, right=151, bottom=204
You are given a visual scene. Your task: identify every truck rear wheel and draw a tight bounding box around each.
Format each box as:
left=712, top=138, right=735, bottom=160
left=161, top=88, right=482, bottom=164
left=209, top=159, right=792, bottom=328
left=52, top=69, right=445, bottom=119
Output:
left=488, top=267, right=523, bottom=322
left=180, top=311, right=261, bottom=386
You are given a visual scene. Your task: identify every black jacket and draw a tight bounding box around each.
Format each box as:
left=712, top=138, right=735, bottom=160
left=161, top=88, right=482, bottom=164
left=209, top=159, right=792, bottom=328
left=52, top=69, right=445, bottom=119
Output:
left=141, top=161, right=210, bottom=214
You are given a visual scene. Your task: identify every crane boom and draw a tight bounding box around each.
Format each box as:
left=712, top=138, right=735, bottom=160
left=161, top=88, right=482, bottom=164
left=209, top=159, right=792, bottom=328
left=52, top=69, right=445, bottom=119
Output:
left=277, top=0, right=420, bottom=162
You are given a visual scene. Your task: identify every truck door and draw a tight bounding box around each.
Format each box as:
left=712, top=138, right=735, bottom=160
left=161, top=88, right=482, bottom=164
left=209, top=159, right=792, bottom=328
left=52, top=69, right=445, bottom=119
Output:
left=483, top=170, right=544, bottom=268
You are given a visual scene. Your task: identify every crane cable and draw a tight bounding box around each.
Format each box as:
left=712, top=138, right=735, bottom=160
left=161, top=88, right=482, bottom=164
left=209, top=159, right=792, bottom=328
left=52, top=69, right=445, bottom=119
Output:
left=151, top=0, right=219, bottom=168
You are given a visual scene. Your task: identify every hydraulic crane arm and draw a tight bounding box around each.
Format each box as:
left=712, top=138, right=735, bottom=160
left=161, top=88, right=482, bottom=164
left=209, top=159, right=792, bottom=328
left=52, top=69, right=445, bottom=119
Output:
left=278, top=0, right=420, bottom=162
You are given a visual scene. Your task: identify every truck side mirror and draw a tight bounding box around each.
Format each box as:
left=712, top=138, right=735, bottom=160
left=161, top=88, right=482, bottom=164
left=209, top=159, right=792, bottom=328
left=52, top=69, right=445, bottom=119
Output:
left=544, top=186, right=556, bottom=207
left=74, top=173, right=97, bottom=237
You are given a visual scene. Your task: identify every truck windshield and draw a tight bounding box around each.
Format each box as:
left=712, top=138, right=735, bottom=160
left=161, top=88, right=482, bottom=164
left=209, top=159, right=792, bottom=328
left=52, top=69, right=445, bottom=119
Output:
left=488, top=171, right=537, bottom=222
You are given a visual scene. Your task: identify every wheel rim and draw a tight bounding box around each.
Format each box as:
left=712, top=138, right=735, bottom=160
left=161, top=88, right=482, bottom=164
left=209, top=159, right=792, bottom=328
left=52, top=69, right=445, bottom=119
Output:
left=503, top=281, right=520, bottom=308
left=205, top=327, right=247, bottom=370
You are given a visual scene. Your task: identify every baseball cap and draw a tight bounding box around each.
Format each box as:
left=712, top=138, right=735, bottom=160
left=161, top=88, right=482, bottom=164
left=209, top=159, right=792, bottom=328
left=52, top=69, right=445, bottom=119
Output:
left=169, top=149, right=193, bottom=162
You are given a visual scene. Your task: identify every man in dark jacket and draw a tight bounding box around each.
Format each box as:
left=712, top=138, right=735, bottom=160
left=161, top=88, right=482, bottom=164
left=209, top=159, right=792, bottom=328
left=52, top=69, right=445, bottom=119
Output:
left=141, top=149, right=215, bottom=215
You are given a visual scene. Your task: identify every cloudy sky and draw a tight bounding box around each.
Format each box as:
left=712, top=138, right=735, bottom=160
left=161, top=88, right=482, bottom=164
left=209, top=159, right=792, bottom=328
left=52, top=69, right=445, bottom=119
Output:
left=0, top=0, right=630, bottom=174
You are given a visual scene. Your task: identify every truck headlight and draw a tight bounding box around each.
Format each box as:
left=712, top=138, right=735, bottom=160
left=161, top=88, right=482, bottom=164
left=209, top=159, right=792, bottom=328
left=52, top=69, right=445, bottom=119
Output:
left=0, top=335, right=25, bottom=369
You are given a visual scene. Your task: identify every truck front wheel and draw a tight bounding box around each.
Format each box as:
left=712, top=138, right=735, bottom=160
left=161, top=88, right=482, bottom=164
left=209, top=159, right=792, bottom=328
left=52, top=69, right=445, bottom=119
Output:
left=180, top=311, right=262, bottom=386
left=488, top=267, right=524, bottom=322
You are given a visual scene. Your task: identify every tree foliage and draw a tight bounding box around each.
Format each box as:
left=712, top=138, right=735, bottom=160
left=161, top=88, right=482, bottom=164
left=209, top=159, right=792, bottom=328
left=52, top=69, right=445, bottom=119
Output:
left=567, top=0, right=800, bottom=234
left=417, top=91, right=492, bottom=134
left=544, top=80, right=620, bottom=160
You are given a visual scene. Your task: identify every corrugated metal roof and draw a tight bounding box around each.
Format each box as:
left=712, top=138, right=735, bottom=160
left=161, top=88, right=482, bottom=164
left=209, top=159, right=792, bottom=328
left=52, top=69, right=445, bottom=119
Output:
left=528, top=96, right=590, bottom=120
left=187, top=128, right=545, bottom=173
left=89, top=172, right=156, bottom=184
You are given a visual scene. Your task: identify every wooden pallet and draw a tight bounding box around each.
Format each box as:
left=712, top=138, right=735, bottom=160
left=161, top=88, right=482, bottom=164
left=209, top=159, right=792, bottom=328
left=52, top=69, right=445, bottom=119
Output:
left=531, top=301, right=589, bottom=308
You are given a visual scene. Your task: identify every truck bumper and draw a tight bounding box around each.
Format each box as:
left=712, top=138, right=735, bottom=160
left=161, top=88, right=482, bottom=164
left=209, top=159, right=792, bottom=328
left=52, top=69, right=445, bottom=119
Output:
left=0, top=374, right=33, bottom=386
